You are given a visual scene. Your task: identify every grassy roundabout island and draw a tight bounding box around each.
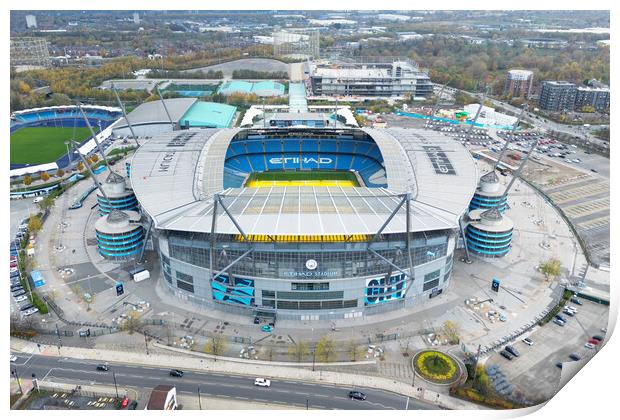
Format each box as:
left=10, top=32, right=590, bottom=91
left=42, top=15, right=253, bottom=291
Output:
left=413, top=350, right=462, bottom=385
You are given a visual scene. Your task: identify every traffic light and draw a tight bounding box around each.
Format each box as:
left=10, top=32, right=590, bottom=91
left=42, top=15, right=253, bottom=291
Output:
left=491, top=278, right=500, bottom=293
left=116, top=282, right=124, bottom=296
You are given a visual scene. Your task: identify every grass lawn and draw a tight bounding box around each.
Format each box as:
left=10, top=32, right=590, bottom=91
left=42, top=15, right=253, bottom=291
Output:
left=10, top=127, right=97, bottom=165
left=246, top=170, right=359, bottom=188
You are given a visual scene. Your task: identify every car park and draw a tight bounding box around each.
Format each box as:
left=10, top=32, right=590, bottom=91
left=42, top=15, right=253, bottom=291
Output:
left=500, top=350, right=514, bottom=360
left=522, top=337, right=534, bottom=346
left=505, top=346, right=520, bottom=357
left=254, top=378, right=271, bottom=387
left=169, top=369, right=184, bottom=377
left=349, top=391, right=366, bottom=400
left=569, top=353, right=581, bottom=361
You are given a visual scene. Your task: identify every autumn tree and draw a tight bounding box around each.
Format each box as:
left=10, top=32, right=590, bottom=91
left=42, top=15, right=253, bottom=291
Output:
left=540, top=258, right=562, bottom=281
left=23, top=175, right=32, bottom=186
left=315, top=336, right=336, bottom=363
left=288, top=340, right=309, bottom=362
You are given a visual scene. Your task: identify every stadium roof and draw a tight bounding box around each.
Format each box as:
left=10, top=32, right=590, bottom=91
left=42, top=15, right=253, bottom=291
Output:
left=130, top=128, right=478, bottom=236
left=115, top=98, right=197, bottom=127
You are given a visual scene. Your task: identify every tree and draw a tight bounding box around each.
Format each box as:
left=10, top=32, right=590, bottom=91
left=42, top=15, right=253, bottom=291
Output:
left=91, top=154, right=100, bottom=163
left=288, top=341, right=309, bottom=362
left=204, top=333, right=227, bottom=357
left=56, top=169, right=65, bottom=178
left=121, top=310, right=144, bottom=334
left=27, top=216, right=42, bottom=235
left=347, top=340, right=363, bottom=362
left=23, top=176, right=32, bottom=186
left=315, top=336, right=336, bottom=363
left=442, top=320, right=460, bottom=345
left=77, top=162, right=84, bottom=172
left=540, top=258, right=562, bottom=281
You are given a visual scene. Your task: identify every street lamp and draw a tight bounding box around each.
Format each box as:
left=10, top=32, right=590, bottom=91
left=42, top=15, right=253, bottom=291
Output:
left=12, top=369, right=23, bottom=394
left=112, top=371, right=119, bottom=399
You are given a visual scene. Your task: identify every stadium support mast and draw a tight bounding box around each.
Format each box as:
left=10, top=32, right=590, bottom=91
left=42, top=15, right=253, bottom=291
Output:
left=493, top=104, right=528, bottom=171
left=502, top=135, right=540, bottom=200
left=467, top=86, right=489, bottom=134
left=77, top=103, right=114, bottom=172
left=155, top=85, right=175, bottom=130
left=430, top=77, right=452, bottom=118
left=111, top=83, right=140, bottom=148
left=69, top=140, right=111, bottom=207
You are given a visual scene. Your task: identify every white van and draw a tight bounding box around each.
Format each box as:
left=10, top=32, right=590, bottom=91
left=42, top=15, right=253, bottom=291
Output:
left=33, top=197, right=44, bottom=204
left=132, top=270, right=150, bottom=282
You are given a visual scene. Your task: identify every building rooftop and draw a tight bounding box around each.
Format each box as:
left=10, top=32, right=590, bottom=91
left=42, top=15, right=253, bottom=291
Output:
left=146, top=385, right=175, bottom=410
left=115, top=98, right=197, bottom=127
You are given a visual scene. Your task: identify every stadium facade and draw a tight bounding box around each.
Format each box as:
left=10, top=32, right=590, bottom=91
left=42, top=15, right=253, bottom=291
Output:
left=130, top=127, right=477, bottom=320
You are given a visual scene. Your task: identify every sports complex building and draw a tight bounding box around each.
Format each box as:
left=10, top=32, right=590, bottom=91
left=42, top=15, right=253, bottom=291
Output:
left=130, top=126, right=479, bottom=320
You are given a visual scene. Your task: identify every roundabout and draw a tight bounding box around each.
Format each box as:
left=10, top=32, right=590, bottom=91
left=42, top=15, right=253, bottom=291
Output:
left=412, top=350, right=462, bottom=386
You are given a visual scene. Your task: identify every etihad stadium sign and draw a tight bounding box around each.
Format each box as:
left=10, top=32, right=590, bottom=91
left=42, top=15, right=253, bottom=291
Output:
left=269, top=157, right=333, bottom=165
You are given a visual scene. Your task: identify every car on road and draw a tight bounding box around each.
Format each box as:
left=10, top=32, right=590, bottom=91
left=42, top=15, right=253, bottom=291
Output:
left=522, top=337, right=534, bottom=346
left=169, top=369, right=184, bottom=377
left=10, top=354, right=17, bottom=362
left=590, top=169, right=598, bottom=173
left=505, top=346, right=520, bottom=357
left=553, top=318, right=566, bottom=327
left=584, top=343, right=595, bottom=349
left=254, top=316, right=260, bottom=324
left=96, top=364, right=109, bottom=371
left=570, top=297, right=583, bottom=305
left=569, top=353, right=581, bottom=361
left=349, top=391, right=367, bottom=400
left=261, top=325, right=273, bottom=333
left=500, top=350, right=514, bottom=360
left=555, top=362, right=563, bottom=369
left=254, top=378, right=271, bottom=387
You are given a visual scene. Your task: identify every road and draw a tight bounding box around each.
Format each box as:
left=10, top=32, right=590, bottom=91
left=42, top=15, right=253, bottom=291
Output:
left=10, top=353, right=435, bottom=410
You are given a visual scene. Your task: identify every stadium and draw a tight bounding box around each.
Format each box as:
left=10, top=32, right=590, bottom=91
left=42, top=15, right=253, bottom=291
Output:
left=10, top=105, right=122, bottom=171
left=130, top=126, right=478, bottom=320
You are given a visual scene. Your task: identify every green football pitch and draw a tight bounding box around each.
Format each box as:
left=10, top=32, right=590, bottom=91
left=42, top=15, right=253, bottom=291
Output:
left=246, top=170, right=360, bottom=187
left=10, top=127, right=98, bottom=165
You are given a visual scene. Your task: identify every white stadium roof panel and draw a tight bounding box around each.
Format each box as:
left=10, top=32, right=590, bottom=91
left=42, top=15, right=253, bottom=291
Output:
left=130, top=127, right=478, bottom=236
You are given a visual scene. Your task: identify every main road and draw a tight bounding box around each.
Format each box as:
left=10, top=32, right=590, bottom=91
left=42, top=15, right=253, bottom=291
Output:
left=10, top=353, right=436, bottom=410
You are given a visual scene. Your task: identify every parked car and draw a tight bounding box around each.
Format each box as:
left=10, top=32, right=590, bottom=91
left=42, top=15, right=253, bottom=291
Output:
left=553, top=318, right=566, bottom=327
left=128, top=401, right=138, bottom=410
left=96, top=364, right=109, bottom=371
left=23, top=308, right=39, bottom=316
left=588, top=338, right=601, bottom=345
left=584, top=343, right=595, bottom=349
left=569, top=353, right=581, bottom=361
left=570, top=297, right=583, bottom=305
left=20, top=303, right=34, bottom=311
left=254, top=378, right=271, bottom=387
left=592, top=335, right=604, bottom=342
left=505, top=345, right=520, bottom=357
left=563, top=309, right=575, bottom=317
left=14, top=295, right=28, bottom=303
left=12, top=290, right=26, bottom=298
left=500, top=350, right=514, bottom=360
left=348, top=391, right=366, bottom=400
left=10, top=354, right=17, bottom=362
left=522, top=338, right=534, bottom=346
left=555, top=315, right=567, bottom=323
left=169, top=369, right=184, bottom=377
left=261, top=325, right=273, bottom=333
left=555, top=362, right=563, bottom=368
